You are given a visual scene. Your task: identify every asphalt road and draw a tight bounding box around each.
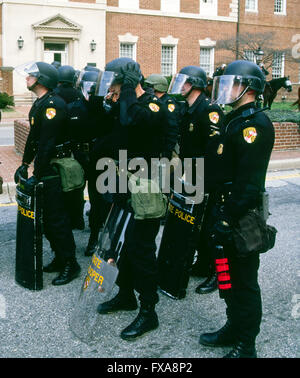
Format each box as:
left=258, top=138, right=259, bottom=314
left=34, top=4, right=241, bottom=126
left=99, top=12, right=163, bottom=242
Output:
left=0, top=169, right=299, bottom=360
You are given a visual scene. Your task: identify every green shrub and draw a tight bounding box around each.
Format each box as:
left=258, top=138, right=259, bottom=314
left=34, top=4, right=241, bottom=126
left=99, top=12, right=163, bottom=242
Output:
left=0, top=92, right=14, bottom=109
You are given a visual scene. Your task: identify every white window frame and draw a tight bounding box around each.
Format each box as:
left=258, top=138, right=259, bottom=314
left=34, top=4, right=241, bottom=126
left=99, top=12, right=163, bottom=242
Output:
left=119, top=0, right=139, bottom=10
left=274, top=0, right=286, bottom=15
left=245, top=0, right=258, bottom=12
left=199, top=47, right=215, bottom=77
left=272, top=52, right=285, bottom=79
left=199, top=38, right=216, bottom=77
left=200, top=0, right=218, bottom=16
left=161, top=0, right=180, bottom=13
left=118, top=33, right=138, bottom=61
left=119, top=43, right=135, bottom=60
left=160, top=36, right=178, bottom=76
left=244, top=50, right=256, bottom=62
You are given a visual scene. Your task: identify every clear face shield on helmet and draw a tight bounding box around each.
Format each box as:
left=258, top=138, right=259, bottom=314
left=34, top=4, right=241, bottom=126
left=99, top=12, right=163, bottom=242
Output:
left=211, top=75, right=248, bottom=105
left=168, top=73, right=189, bottom=95
left=81, top=81, right=96, bottom=101
left=14, top=61, right=40, bottom=78
left=94, top=71, right=117, bottom=98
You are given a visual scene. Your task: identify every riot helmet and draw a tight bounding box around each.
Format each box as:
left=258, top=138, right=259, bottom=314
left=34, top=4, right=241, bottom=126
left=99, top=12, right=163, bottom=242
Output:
left=169, top=65, right=207, bottom=96
left=76, top=68, right=101, bottom=101
left=211, top=60, right=266, bottom=106
left=95, top=57, right=142, bottom=97
left=58, top=65, right=76, bottom=84
left=145, top=74, right=169, bottom=93
left=51, top=61, right=61, bottom=70
left=14, top=61, right=58, bottom=90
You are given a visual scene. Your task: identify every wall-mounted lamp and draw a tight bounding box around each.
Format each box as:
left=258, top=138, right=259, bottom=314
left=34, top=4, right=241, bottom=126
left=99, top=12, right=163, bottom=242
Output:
left=17, top=36, right=24, bottom=49
left=254, top=46, right=264, bottom=64
left=90, top=40, right=96, bottom=52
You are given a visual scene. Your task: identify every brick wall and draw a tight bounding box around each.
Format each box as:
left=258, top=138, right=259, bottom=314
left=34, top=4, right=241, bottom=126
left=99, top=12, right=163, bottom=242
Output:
left=106, top=12, right=236, bottom=77
left=14, top=120, right=30, bottom=155
left=14, top=119, right=300, bottom=155
left=273, top=122, right=300, bottom=151
left=0, top=68, right=13, bottom=96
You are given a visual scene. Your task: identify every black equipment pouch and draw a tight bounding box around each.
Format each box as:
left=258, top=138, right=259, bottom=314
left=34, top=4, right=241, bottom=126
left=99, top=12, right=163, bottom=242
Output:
left=232, top=209, right=277, bottom=258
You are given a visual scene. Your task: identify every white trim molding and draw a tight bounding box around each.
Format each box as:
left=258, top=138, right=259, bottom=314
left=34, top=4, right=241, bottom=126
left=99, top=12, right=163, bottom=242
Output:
left=160, top=35, right=179, bottom=46
left=199, top=37, right=216, bottom=48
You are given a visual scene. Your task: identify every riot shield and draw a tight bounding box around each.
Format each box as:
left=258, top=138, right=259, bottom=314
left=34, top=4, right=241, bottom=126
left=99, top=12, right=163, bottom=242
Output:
left=157, top=186, right=208, bottom=299
left=15, top=177, right=43, bottom=290
left=69, top=203, right=133, bottom=342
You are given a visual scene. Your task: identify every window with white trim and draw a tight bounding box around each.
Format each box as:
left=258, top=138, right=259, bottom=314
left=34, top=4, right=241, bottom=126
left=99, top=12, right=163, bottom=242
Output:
left=272, top=52, right=285, bottom=78
left=200, top=0, right=218, bottom=16
left=161, top=0, right=180, bottom=13
left=199, top=47, right=214, bottom=77
left=119, top=0, right=139, bottom=10
left=274, top=0, right=286, bottom=14
left=244, top=50, right=256, bottom=62
left=245, top=0, right=258, bottom=12
left=161, top=45, right=176, bottom=76
left=119, top=43, right=135, bottom=60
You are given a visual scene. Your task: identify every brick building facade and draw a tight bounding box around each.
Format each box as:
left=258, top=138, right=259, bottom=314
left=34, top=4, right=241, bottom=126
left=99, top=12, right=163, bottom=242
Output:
left=0, top=0, right=299, bottom=99
left=106, top=0, right=300, bottom=99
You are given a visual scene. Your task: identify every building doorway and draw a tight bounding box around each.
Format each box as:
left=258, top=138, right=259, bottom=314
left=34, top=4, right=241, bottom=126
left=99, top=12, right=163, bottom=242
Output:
left=43, top=41, right=68, bottom=65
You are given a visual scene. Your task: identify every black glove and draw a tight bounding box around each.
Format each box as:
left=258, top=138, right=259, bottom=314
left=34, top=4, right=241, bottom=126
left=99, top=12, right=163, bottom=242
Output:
left=14, top=164, right=28, bottom=184
left=121, top=62, right=141, bottom=88
left=211, top=220, right=233, bottom=247
left=24, top=176, right=39, bottom=192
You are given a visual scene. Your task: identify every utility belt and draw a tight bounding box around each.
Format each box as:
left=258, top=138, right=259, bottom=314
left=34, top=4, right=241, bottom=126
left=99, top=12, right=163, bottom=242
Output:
left=72, top=139, right=97, bottom=154
left=54, top=142, right=72, bottom=159
left=214, top=182, right=269, bottom=222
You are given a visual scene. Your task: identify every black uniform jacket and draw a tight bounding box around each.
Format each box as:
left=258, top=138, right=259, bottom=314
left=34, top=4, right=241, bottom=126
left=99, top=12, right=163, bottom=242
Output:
left=212, top=102, right=275, bottom=222
left=92, top=84, right=166, bottom=161
left=67, top=97, right=111, bottom=144
left=179, top=92, right=224, bottom=159
left=22, top=91, right=69, bottom=179
left=54, top=84, right=83, bottom=104
left=158, top=93, right=181, bottom=156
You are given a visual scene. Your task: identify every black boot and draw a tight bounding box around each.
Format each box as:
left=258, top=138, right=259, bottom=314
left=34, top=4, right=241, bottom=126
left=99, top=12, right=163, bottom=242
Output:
left=43, top=257, right=63, bottom=273
left=97, top=291, right=138, bottom=314
left=52, top=259, right=81, bottom=286
left=223, top=341, right=257, bottom=358
left=195, top=272, right=218, bottom=294
left=199, top=321, right=236, bottom=347
left=120, top=304, right=159, bottom=341
left=85, top=234, right=98, bottom=256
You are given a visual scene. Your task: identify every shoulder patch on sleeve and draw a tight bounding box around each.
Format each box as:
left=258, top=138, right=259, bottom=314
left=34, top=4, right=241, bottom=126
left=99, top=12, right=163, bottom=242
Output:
left=149, top=103, right=160, bottom=112
left=209, top=111, right=220, bottom=124
left=45, top=108, right=56, bottom=120
left=243, top=127, right=257, bottom=143
left=168, top=103, right=175, bottom=112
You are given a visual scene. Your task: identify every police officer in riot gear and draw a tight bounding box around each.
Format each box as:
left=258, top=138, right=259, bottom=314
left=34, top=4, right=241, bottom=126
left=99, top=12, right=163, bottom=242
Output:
left=51, top=61, right=61, bottom=70
left=145, top=74, right=180, bottom=159
left=169, top=65, right=224, bottom=294
left=199, top=60, right=275, bottom=358
left=14, top=61, right=80, bottom=286
left=54, top=65, right=83, bottom=104
left=94, top=57, right=166, bottom=340
left=67, top=68, right=112, bottom=252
